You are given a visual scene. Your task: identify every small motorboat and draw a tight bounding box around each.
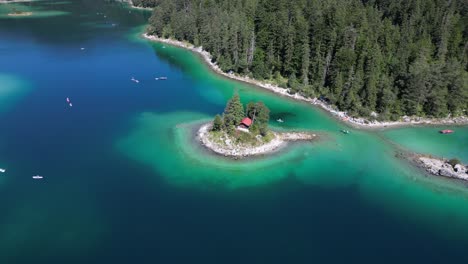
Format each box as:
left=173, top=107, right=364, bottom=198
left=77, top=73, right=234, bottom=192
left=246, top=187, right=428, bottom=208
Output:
left=80, top=47, right=85, bottom=50
left=159, top=77, right=168, bottom=80
left=69, top=103, right=73, bottom=107
left=66, top=97, right=70, bottom=103
left=0, top=168, right=5, bottom=173
left=155, top=77, right=159, bottom=80
left=277, top=119, right=284, bottom=123
left=341, top=129, right=350, bottom=134
left=439, top=129, right=454, bottom=134
left=131, top=77, right=140, bottom=83
left=32, top=175, right=43, bottom=179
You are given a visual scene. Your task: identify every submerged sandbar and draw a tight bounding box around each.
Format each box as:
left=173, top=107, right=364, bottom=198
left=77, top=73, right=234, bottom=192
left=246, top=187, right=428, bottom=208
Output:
left=7, top=11, right=32, bottom=16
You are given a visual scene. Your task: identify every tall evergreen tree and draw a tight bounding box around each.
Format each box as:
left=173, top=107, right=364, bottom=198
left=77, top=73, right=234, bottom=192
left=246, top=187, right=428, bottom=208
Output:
left=223, top=92, right=245, bottom=127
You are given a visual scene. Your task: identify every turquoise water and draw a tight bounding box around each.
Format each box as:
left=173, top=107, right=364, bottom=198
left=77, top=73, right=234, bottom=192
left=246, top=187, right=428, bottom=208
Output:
left=1, top=1, right=468, bottom=263
left=382, top=126, right=468, bottom=162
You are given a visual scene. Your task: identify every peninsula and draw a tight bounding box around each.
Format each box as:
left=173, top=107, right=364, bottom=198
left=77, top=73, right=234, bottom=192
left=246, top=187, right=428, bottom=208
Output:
left=198, top=93, right=316, bottom=157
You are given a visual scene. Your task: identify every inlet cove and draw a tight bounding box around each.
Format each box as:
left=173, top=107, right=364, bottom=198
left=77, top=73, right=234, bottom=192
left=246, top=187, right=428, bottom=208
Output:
left=0, top=1, right=467, bottom=263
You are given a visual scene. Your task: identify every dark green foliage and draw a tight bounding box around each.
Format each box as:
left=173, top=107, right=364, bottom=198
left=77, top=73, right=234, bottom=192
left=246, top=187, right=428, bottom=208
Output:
left=147, top=0, right=468, bottom=119
left=246, top=102, right=256, bottom=120
left=223, top=93, right=245, bottom=128
left=254, top=102, right=270, bottom=126
left=131, top=0, right=159, bottom=8
left=212, top=114, right=223, bottom=131
left=246, top=101, right=270, bottom=135
left=214, top=94, right=270, bottom=136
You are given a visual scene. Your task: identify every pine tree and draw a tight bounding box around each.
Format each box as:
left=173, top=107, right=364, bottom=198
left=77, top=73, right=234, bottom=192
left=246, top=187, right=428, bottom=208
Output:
left=223, top=92, right=245, bottom=127
left=212, top=114, right=223, bottom=131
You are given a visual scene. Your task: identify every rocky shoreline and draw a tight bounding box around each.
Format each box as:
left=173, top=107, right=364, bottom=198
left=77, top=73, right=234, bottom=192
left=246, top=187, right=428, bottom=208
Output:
left=118, top=0, right=153, bottom=10
left=197, top=123, right=316, bottom=158
left=417, top=157, right=468, bottom=181
left=142, top=34, right=468, bottom=129
left=404, top=153, right=468, bottom=181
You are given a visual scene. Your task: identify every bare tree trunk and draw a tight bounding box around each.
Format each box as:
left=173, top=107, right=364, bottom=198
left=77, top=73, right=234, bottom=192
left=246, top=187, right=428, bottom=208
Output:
left=321, top=49, right=332, bottom=87
left=247, top=31, right=255, bottom=66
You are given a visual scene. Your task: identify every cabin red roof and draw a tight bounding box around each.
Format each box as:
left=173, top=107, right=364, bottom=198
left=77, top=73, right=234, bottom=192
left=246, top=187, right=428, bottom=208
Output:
left=240, top=117, right=252, bottom=127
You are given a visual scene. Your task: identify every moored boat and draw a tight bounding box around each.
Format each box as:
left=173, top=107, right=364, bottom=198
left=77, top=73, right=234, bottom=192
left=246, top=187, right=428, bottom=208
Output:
left=32, top=175, right=43, bottom=179
left=439, top=129, right=454, bottom=134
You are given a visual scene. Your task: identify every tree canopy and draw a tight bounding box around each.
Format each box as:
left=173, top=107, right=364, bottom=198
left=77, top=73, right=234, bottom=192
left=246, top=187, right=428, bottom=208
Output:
left=212, top=93, right=270, bottom=135
left=146, top=0, right=468, bottom=120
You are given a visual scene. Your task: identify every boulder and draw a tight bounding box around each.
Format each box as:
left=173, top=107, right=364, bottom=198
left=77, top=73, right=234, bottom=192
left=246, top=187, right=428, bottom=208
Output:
left=454, top=164, right=466, bottom=173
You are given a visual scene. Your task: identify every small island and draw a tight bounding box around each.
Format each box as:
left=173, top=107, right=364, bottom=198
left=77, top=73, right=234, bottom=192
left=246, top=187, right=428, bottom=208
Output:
left=7, top=11, right=32, bottom=16
left=416, top=156, right=468, bottom=181
left=198, top=93, right=316, bottom=157
left=7, top=8, right=32, bottom=17
left=399, top=151, right=468, bottom=181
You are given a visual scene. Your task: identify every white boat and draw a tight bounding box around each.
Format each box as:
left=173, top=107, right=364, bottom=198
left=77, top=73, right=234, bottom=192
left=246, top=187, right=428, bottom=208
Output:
left=155, top=77, right=159, bottom=80
left=66, top=97, right=70, bottom=103
left=32, top=175, right=43, bottom=179
left=80, top=47, right=85, bottom=50
left=0, top=168, right=5, bottom=173
left=277, top=119, right=284, bottom=123
left=69, top=103, right=73, bottom=107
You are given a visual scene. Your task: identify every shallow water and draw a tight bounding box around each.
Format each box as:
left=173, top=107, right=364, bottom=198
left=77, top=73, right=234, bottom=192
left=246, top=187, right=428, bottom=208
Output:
left=0, top=1, right=467, bottom=263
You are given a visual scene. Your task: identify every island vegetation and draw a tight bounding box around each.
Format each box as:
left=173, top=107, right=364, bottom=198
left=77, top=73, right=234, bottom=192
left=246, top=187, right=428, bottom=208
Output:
left=198, top=93, right=316, bottom=157
left=207, top=93, right=274, bottom=149
left=143, top=0, right=467, bottom=122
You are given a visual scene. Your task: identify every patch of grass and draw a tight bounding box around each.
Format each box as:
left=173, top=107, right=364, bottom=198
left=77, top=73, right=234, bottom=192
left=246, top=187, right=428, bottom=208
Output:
left=236, top=131, right=259, bottom=146
left=262, top=131, right=275, bottom=143
left=208, top=131, right=226, bottom=146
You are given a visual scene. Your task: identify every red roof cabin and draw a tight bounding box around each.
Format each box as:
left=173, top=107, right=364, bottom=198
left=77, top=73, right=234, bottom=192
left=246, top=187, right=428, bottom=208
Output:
left=239, top=117, right=252, bottom=129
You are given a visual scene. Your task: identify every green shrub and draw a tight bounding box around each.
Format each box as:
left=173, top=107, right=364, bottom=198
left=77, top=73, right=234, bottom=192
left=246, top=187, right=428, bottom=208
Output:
left=448, top=158, right=461, bottom=168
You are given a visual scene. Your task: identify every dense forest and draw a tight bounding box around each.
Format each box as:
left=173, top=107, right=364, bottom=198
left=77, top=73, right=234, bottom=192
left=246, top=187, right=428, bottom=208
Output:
left=143, top=0, right=467, bottom=120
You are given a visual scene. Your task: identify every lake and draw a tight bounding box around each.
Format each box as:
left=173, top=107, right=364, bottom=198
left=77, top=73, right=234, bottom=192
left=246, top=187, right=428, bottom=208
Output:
left=0, top=1, right=467, bottom=263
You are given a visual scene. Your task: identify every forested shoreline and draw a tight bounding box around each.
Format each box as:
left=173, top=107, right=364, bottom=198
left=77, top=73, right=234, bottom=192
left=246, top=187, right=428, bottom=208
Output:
left=141, top=0, right=467, bottom=121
